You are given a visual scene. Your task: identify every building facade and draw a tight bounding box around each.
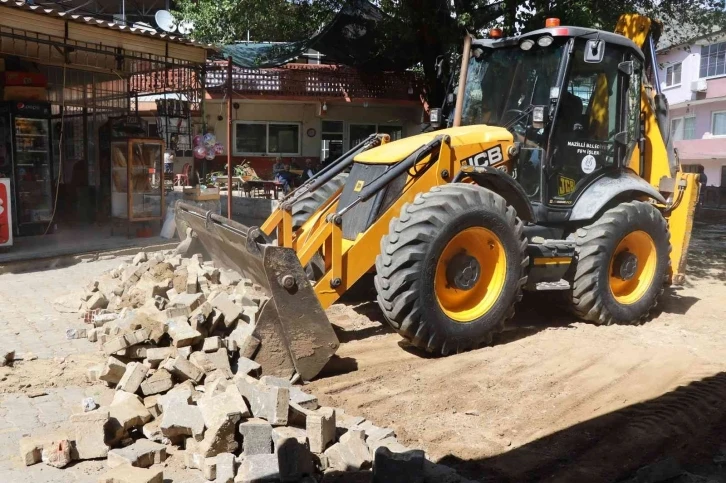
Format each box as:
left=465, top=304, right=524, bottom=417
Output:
left=657, top=32, right=726, bottom=190
left=199, top=62, right=425, bottom=179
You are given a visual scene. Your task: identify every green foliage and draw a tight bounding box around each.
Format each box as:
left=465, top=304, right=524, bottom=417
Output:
left=173, top=0, right=341, bottom=45
left=175, top=0, right=725, bottom=103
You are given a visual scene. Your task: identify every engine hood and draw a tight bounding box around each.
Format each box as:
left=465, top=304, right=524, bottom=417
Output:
left=354, top=125, right=513, bottom=164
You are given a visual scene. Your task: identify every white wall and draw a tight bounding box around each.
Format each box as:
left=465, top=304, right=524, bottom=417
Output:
left=658, top=47, right=699, bottom=105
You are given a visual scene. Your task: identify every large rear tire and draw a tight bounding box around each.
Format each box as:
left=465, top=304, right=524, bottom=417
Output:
left=569, top=201, right=671, bottom=325
left=374, top=184, right=528, bottom=355
left=291, top=173, right=348, bottom=230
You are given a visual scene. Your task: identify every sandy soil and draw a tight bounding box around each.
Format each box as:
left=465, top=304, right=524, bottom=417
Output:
left=308, top=215, right=726, bottom=482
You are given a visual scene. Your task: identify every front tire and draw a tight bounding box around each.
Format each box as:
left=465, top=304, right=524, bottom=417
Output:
left=374, top=184, right=528, bottom=355
left=569, top=201, right=671, bottom=325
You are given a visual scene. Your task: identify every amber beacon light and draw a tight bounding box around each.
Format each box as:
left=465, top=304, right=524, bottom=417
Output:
left=545, top=18, right=561, bottom=27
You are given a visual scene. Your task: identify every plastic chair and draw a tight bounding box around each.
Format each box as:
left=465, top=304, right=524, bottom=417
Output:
left=174, top=163, right=190, bottom=187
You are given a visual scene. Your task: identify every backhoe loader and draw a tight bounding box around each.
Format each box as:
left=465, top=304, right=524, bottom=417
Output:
left=176, top=14, right=699, bottom=382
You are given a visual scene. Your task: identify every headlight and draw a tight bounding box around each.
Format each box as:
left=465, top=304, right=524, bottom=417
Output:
left=537, top=35, right=554, bottom=47
left=520, top=39, right=534, bottom=51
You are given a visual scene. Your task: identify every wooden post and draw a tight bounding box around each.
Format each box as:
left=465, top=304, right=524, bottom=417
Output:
left=453, top=35, right=472, bottom=127
left=227, top=56, right=233, bottom=220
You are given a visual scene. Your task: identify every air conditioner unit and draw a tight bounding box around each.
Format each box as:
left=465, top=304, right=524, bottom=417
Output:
left=691, top=79, right=707, bottom=92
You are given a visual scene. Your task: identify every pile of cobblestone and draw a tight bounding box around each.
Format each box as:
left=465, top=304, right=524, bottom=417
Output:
left=18, top=248, right=468, bottom=483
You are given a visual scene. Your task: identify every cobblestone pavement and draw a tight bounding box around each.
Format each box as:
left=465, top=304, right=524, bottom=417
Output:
left=0, top=258, right=206, bottom=482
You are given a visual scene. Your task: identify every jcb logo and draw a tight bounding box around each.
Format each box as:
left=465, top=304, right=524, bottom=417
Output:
left=461, top=145, right=504, bottom=168
left=558, top=176, right=576, bottom=196
left=353, top=180, right=365, bottom=192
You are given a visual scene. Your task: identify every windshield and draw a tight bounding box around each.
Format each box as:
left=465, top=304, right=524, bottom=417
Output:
left=461, top=40, right=566, bottom=128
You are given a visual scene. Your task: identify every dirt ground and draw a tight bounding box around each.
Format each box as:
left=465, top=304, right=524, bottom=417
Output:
left=308, top=210, right=726, bottom=482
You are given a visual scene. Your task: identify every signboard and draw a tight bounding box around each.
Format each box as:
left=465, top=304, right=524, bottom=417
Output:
left=0, top=178, right=12, bottom=247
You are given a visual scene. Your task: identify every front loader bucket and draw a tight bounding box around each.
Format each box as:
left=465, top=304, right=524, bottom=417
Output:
left=174, top=201, right=339, bottom=382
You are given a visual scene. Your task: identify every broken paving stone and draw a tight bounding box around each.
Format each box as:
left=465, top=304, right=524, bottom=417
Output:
left=272, top=427, right=308, bottom=448
left=143, top=395, right=162, bottom=418
left=235, top=453, right=280, bottom=483
left=277, top=433, right=314, bottom=482
left=94, top=313, right=120, bottom=327
left=145, top=347, right=175, bottom=366
left=210, top=293, right=241, bottom=327
left=19, top=432, right=72, bottom=466
left=116, top=362, right=149, bottom=394
left=153, top=296, right=166, bottom=310
left=239, top=418, right=273, bottom=456
left=107, top=439, right=167, bottom=468
left=235, top=375, right=289, bottom=426
left=217, top=452, right=237, bottom=483
left=219, top=269, right=242, bottom=286
left=87, top=292, right=110, bottom=311
left=167, top=317, right=203, bottom=348
left=98, top=464, right=163, bottom=483
left=307, top=407, right=336, bottom=454
left=187, top=271, right=199, bottom=294
left=203, top=456, right=218, bottom=480
left=259, top=376, right=292, bottom=388
left=141, top=420, right=169, bottom=444
left=70, top=409, right=109, bottom=460
left=167, top=355, right=204, bottom=383
left=133, top=251, right=148, bottom=266
left=86, top=365, right=103, bottom=382
left=198, top=384, right=250, bottom=429
left=324, top=429, right=371, bottom=472
left=195, top=414, right=240, bottom=457
left=202, top=336, right=223, bottom=352
left=100, top=356, right=128, bottom=385
left=41, top=439, right=73, bottom=468
left=140, top=368, right=174, bottom=396
left=160, top=402, right=205, bottom=440
left=290, top=388, right=318, bottom=410
left=372, top=447, right=425, bottom=483
left=110, top=391, right=152, bottom=431
left=368, top=436, right=409, bottom=459
left=236, top=358, right=262, bottom=377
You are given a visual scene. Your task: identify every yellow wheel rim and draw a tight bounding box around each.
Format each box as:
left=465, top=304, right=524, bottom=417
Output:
left=434, top=227, right=507, bottom=323
left=608, top=230, right=657, bottom=305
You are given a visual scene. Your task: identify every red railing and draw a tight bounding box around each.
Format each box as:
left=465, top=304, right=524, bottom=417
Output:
left=205, top=62, right=423, bottom=101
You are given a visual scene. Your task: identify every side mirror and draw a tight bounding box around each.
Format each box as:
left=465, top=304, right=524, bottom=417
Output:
left=429, top=108, right=442, bottom=128
left=584, top=39, right=604, bottom=63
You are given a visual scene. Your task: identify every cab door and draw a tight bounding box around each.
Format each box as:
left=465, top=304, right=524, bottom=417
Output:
left=545, top=40, right=641, bottom=207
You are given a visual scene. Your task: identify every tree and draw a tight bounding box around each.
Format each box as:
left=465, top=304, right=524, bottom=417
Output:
left=175, top=0, right=725, bottom=104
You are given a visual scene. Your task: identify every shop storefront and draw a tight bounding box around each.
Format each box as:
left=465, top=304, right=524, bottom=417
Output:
left=0, top=0, right=209, bottom=244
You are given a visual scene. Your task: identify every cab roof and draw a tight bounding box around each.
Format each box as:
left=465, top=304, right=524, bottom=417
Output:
left=472, top=26, right=645, bottom=60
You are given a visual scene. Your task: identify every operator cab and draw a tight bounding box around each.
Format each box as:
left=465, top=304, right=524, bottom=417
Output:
left=458, top=24, right=644, bottom=221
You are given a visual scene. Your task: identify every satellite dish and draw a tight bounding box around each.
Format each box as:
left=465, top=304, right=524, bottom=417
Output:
left=155, top=10, right=177, bottom=33
left=177, top=20, right=194, bottom=35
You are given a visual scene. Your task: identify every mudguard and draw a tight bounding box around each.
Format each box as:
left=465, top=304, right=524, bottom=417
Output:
left=569, top=171, right=666, bottom=222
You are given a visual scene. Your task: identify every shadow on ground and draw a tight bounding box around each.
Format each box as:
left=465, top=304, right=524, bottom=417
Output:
left=437, top=371, right=726, bottom=482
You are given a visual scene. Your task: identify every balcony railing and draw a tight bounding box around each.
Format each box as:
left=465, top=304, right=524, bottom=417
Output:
left=205, top=62, right=423, bottom=102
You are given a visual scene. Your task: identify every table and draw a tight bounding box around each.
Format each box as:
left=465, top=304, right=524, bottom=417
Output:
left=243, top=180, right=285, bottom=198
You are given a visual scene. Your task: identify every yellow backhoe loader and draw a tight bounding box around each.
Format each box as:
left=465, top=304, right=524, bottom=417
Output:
left=176, top=14, right=699, bottom=382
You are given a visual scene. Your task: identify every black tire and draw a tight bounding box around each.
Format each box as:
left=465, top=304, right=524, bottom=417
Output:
left=291, top=173, right=349, bottom=230
left=374, top=184, right=528, bottom=355
left=569, top=201, right=671, bottom=325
